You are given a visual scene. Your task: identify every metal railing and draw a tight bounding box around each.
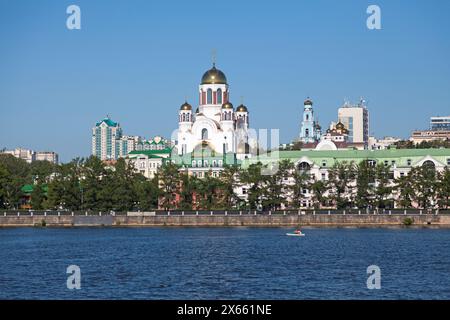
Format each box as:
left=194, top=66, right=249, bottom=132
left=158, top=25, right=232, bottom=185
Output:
left=1, top=209, right=449, bottom=217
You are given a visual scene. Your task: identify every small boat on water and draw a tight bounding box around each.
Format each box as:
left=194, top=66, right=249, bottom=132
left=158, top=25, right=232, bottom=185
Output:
left=286, top=229, right=305, bottom=237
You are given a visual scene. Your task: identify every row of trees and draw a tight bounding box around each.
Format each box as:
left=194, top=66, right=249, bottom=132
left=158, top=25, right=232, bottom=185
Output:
left=395, top=139, right=450, bottom=149
left=1, top=154, right=449, bottom=211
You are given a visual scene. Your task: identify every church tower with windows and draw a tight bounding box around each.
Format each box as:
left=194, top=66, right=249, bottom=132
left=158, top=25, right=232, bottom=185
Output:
left=299, top=98, right=321, bottom=143
left=176, top=63, right=252, bottom=159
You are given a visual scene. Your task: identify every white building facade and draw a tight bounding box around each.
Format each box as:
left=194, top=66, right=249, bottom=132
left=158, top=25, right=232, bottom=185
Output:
left=176, top=64, right=252, bottom=160
left=338, top=100, right=369, bottom=147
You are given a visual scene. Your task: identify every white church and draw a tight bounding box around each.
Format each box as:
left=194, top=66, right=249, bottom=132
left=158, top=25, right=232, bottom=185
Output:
left=176, top=63, right=252, bottom=160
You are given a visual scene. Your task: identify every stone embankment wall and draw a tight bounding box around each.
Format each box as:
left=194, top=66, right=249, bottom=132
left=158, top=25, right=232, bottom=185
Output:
left=1, top=213, right=449, bottom=227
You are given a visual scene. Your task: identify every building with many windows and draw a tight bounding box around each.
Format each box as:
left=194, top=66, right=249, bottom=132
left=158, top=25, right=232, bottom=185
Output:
left=410, top=116, right=450, bottom=144
left=338, top=100, right=369, bottom=147
left=430, top=116, right=450, bottom=131
left=240, top=148, right=450, bottom=208
left=92, top=117, right=123, bottom=160
left=1, top=148, right=59, bottom=164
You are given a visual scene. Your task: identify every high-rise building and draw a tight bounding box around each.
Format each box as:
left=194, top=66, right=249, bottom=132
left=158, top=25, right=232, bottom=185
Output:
left=430, top=116, right=450, bottom=131
left=338, top=99, right=369, bottom=147
left=299, top=98, right=321, bottom=143
left=92, top=116, right=123, bottom=160
left=116, top=135, right=141, bottom=158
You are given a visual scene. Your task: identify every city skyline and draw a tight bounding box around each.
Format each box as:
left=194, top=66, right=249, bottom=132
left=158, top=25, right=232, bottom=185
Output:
left=1, top=0, right=450, bottom=162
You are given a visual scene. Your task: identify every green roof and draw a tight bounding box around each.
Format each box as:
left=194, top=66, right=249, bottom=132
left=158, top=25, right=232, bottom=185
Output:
left=129, top=148, right=172, bottom=155
left=270, top=148, right=450, bottom=159
left=21, top=184, right=48, bottom=194
left=96, top=118, right=118, bottom=127
left=242, top=148, right=450, bottom=168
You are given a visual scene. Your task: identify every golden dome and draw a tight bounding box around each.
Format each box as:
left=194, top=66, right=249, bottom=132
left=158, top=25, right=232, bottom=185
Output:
left=336, top=121, right=345, bottom=130
left=180, top=102, right=192, bottom=111
left=201, top=64, right=227, bottom=84
left=236, top=104, right=248, bottom=112
left=222, top=102, right=233, bottom=109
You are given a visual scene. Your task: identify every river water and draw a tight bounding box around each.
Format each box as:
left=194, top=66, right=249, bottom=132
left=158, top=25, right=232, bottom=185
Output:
left=1, top=227, right=449, bottom=299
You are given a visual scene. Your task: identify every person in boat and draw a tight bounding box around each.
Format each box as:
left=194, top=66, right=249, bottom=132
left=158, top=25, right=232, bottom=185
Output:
left=295, top=229, right=301, bottom=234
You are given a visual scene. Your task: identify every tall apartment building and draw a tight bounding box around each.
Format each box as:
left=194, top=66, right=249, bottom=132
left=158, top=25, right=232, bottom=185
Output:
left=92, top=116, right=141, bottom=160
left=92, top=117, right=123, bottom=160
left=338, top=99, right=369, bottom=147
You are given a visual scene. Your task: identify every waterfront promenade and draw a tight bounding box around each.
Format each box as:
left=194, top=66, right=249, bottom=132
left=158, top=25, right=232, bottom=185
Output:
left=1, top=209, right=450, bottom=227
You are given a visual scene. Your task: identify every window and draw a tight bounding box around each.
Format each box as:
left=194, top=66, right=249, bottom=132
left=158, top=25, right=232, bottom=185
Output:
left=204, top=160, right=208, bottom=167
left=297, top=162, right=311, bottom=171
left=242, top=188, right=247, bottom=195
left=192, top=160, right=196, bottom=167
left=217, top=88, right=222, bottom=104
left=447, top=158, right=450, bottom=165
left=306, top=114, right=309, bottom=121
left=384, top=160, right=389, bottom=166
left=322, top=160, right=327, bottom=167
left=212, top=160, right=217, bottom=167
left=305, top=128, right=309, bottom=137
left=218, top=160, right=223, bottom=167
left=407, top=159, right=412, bottom=166
left=400, top=172, right=405, bottom=177
left=391, top=160, right=396, bottom=166
left=321, top=173, right=326, bottom=180
left=207, top=89, right=212, bottom=104
left=201, top=128, right=208, bottom=140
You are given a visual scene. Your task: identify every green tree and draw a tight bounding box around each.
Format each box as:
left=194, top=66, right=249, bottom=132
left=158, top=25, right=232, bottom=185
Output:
left=355, top=161, right=375, bottom=209
left=328, top=161, right=356, bottom=209
left=81, top=156, right=107, bottom=211
left=0, top=154, right=30, bottom=209
left=109, top=158, right=139, bottom=211
left=394, top=174, right=414, bottom=209
left=30, top=182, right=46, bottom=210
left=219, top=165, right=241, bottom=209
left=178, top=171, right=196, bottom=210
left=374, top=163, right=392, bottom=208
left=309, top=179, right=328, bottom=209
left=158, top=162, right=180, bottom=210
left=239, top=162, right=268, bottom=210
left=134, top=175, right=159, bottom=211
left=263, top=160, right=293, bottom=210
left=46, top=159, right=82, bottom=210
left=436, top=168, right=450, bottom=209
left=410, top=165, right=437, bottom=209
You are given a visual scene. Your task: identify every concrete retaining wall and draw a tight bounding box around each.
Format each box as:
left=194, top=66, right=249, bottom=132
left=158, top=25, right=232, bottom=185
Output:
left=1, top=214, right=450, bottom=227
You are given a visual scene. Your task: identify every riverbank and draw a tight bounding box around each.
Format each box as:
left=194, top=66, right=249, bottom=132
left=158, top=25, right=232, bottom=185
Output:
left=1, top=213, right=450, bottom=227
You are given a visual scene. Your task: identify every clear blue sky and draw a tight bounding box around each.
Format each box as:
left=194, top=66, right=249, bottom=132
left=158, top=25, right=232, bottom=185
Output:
left=1, top=0, right=450, bottom=162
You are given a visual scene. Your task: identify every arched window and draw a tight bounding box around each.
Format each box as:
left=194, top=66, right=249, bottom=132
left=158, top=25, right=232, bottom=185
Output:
left=182, top=113, right=186, bottom=122
left=207, top=89, right=212, bottom=104
left=192, top=160, right=196, bottom=167
left=217, top=88, right=222, bottom=104
left=422, top=160, right=435, bottom=170
left=297, top=162, right=311, bottom=172
left=305, top=128, right=309, bottom=137
left=201, top=128, right=208, bottom=140
left=306, top=114, right=309, bottom=121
